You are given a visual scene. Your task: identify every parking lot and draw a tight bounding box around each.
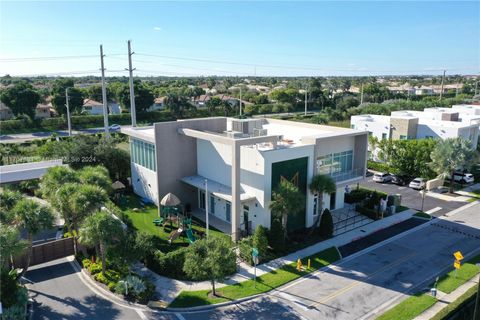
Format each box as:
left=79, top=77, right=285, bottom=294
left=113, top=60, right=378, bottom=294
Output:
left=360, top=176, right=467, bottom=217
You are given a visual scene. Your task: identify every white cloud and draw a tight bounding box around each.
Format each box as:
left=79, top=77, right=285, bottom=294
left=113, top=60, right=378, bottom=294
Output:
left=153, top=27, right=162, bottom=31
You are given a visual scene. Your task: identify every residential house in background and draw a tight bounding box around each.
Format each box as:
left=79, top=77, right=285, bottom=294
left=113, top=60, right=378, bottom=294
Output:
left=82, top=99, right=121, bottom=115
left=0, top=102, right=14, bottom=120
left=149, top=97, right=166, bottom=111
left=35, top=103, right=52, bottom=119
left=351, top=106, right=480, bottom=151
left=193, top=95, right=211, bottom=107
left=121, top=117, right=368, bottom=240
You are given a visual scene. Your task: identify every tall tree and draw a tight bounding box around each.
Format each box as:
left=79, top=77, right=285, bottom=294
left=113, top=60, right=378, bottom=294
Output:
left=309, top=175, right=336, bottom=227
left=430, top=137, right=475, bottom=193
left=78, top=166, right=112, bottom=194
left=183, top=237, right=236, bottom=296
left=269, top=180, right=306, bottom=241
left=118, top=81, right=154, bottom=112
left=0, top=189, right=22, bottom=224
left=11, top=199, right=54, bottom=279
left=0, top=81, right=40, bottom=118
left=79, top=211, right=124, bottom=275
left=51, top=79, right=84, bottom=116
left=0, top=225, right=28, bottom=270
left=40, top=166, right=79, bottom=200
left=165, top=92, right=191, bottom=118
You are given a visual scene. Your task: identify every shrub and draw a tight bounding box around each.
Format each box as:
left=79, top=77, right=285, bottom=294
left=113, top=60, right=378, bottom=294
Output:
left=107, top=282, right=116, bottom=292
left=318, top=209, right=334, bottom=238
left=115, top=275, right=154, bottom=303
left=149, top=247, right=189, bottom=280
left=89, top=263, right=102, bottom=275
left=82, top=258, right=92, bottom=270
left=367, top=160, right=392, bottom=173
left=356, top=204, right=379, bottom=220
left=238, top=236, right=254, bottom=265
left=1, top=269, right=19, bottom=308
left=268, top=219, right=285, bottom=252
left=252, top=225, right=269, bottom=262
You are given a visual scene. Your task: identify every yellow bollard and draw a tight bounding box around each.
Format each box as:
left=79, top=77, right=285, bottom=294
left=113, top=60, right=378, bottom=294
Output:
left=297, top=258, right=302, bottom=271
left=308, top=259, right=311, bottom=269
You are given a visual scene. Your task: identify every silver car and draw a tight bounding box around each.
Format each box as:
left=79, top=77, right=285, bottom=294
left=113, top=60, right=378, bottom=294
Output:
left=409, top=178, right=426, bottom=190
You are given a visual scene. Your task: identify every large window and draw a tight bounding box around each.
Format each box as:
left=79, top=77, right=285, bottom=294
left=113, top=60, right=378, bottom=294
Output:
left=130, top=138, right=156, bottom=171
left=317, top=150, right=353, bottom=176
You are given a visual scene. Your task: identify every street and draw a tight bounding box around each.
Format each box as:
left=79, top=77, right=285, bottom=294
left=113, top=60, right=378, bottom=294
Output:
left=26, top=203, right=480, bottom=320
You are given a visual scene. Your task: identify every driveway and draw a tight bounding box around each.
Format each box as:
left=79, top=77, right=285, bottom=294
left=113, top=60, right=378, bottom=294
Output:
left=26, top=258, right=142, bottom=320
left=360, top=177, right=466, bottom=217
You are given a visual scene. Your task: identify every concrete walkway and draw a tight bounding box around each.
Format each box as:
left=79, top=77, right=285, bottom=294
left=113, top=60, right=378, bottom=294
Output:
left=413, top=275, right=480, bottom=320
left=133, top=209, right=416, bottom=304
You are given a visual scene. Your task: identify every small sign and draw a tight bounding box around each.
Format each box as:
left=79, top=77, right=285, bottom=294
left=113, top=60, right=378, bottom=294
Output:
left=453, top=251, right=464, bottom=261
left=454, top=260, right=461, bottom=269
left=252, top=247, right=259, bottom=258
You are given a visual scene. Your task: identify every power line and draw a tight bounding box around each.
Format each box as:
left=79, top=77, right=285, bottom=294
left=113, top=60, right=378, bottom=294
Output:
left=0, top=54, right=125, bottom=62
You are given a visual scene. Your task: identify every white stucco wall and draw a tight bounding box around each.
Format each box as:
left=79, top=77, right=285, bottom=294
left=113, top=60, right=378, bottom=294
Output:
left=351, top=116, right=390, bottom=141
left=197, top=140, right=232, bottom=186
left=131, top=163, right=158, bottom=204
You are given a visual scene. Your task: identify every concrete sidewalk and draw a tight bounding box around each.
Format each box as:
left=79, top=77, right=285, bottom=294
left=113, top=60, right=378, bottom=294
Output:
left=414, top=275, right=479, bottom=320
left=133, top=209, right=416, bottom=304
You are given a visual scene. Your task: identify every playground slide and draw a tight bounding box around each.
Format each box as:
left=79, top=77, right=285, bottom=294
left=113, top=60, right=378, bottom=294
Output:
left=168, top=227, right=183, bottom=244
left=186, top=227, right=196, bottom=244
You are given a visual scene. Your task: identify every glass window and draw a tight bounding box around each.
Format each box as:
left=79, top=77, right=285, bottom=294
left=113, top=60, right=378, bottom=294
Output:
left=382, top=133, right=387, bottom=140
left=130, top=138, right=156, bottom=171
left=199, top=190, right=205, bottom=210
left=317, top=150, right=353, bottom=176
left=210, top=195, right=215, bottom=214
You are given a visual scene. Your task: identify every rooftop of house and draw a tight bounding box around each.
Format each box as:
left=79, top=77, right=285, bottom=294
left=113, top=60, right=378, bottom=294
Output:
left=122, top=117, right=363, bottom=149
left=83, top=99, right=103, bottom=107
left=353, top=113, right=477, bottom=129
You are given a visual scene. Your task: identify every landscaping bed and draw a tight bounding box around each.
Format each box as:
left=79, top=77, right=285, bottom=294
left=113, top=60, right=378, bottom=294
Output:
left=435, top=254, right=480, bottom=294
left=169, top=247, right=340, bottom=308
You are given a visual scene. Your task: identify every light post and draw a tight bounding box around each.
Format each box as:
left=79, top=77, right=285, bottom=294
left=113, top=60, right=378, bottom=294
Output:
left=204, top=179, right=209, bottom=238
left=65, top=88, right=72, bottom=136
left=420, top=189, right=426, bottom=212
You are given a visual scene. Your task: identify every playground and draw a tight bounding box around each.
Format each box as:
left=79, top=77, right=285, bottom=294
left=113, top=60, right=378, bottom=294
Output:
left=120, top=193, right=228, bottom=254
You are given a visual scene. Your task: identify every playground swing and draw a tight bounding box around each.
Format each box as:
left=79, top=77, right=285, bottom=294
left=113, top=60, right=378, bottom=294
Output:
left=155, top=193, right=196, bottom=244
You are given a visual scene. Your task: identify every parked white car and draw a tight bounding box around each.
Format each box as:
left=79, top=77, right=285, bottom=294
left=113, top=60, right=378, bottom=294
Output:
left=373, top=172, right=392, bottom=183
left=409, top=178, right=426, bottom=190
left=109, top=124, right=121, bottom=131
left=451, top=172, right=475, bottom=184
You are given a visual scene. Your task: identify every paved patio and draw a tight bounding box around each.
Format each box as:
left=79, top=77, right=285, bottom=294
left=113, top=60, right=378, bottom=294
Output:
left=191, top=208, right=231, bottom=234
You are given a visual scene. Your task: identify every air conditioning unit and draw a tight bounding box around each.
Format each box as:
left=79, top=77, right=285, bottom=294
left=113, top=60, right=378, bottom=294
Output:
left=253, top=128, right=268, bottom=137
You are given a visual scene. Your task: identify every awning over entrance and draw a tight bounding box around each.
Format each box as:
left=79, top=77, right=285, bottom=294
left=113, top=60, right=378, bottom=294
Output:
left=180, top=175, right=256, bottom=203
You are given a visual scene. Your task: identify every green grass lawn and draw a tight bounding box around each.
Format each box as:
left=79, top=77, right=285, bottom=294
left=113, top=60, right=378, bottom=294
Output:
left=413, top=211, right=432, bottom=219
left=169, top=247, right=340, bottom=308
left=436, top=254, right=480, bottom=294
left=120, top=194, right=228, bottom=253
left=376, top=293, right=437, bottom=320
left=430, top=285, right=477, bottom=320
left=467, top=189, right=480, bottom=203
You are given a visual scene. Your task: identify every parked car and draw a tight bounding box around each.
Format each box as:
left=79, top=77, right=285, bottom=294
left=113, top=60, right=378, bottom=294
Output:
left=109, top=124, right=121, bottom=131
left=373, top=172, right=392, bottom=183
left=409, top=178, right=426, bottom=190
left=391, top=174, right=411, bottom=186
left=448, top=172, right=475, bottom=184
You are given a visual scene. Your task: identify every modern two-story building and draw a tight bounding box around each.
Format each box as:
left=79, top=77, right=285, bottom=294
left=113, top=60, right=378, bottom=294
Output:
left=122, top=117, right=368, bottom=240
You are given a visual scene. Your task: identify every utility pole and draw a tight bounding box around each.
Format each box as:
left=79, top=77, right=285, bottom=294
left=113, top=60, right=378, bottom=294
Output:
left=239, top=85, right=243, bottom=117
left=100, top=45, right=109, bottom=137
left=439, top=70, right=446, bottom=101
left=127, top=40, right=137, bottom=127
left=475, top=81, right=478, bottom=96
left=204, top=179, right=209, bottom=238
left=360, top=83, right=364, bottom=104
left=304, top=86, right=308, bottom=116
left=65, top=88, right=72, bottom=136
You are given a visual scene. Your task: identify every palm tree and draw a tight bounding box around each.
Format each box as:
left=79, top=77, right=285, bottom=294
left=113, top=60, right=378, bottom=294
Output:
left=79, top=211, right=124, bottom=276
left=12, top=199, right=54, bottom=279
left=269, top=180, right=305, bottom=241
left=0, top=225, right=28, bottom=270
left=40, top=166, right=79, bottom=201
left=309, top=175, right=336, bottom=227
left=78, top=165, right=112, bottom=194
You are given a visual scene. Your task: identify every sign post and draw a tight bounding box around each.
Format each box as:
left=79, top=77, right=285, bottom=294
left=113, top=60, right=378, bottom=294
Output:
left=453, top=251, right=464, bottom=278
left=252, top=247, right=259, bottom=288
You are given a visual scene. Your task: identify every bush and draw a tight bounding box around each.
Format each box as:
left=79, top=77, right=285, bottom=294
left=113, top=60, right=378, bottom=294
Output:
left=356, top=204, right=380, bottom=220
left=82, top=258, right=92, bottom=270
left=89, top=263, right=102, bottom=275
left=1, top=269, right=19, bottom=308
left=268, top=219, right=285, bottom=252
left=238, top=237, right=254, bottom=265
left=148, top=247, right=189, bottom=280
left=107, top=281, right=116, bottom=292
left=252, top=225, right=269, bottom=262
left=318, top=209, right=334, bottom=238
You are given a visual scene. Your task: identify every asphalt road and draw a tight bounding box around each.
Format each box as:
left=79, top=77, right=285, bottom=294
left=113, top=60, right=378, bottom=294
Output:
left=0, top=126, right=129, bottom=144
left=26, top=203, right=480, bottom=320
left=360, top=177, right=466, bottom=217
left=26, top=259, right=142, bottom=320
left=240, top=202, right=480, bottom=320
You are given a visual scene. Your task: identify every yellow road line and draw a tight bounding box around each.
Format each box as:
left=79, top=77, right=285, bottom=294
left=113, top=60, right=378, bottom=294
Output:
left=308, top=252, right=416, bottom=308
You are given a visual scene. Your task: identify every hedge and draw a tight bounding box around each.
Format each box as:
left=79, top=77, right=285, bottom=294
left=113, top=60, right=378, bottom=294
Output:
left=367, top=160, right=393, bottom=173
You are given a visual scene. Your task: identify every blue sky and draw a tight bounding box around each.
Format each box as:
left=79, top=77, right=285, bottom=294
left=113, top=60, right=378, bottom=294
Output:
left=0, top=1, right=478, bottom=77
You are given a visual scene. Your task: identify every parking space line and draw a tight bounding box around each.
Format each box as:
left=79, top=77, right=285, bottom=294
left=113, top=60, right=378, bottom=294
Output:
left=426, top=207, right=442, bottom=214
left=136, top=309, right=148, bottom=320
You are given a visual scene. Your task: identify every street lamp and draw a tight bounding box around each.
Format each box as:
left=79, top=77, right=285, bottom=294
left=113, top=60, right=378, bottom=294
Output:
left=420, top=189, right=426, bottom=212
left=65, top=88, right=73, bottom=136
